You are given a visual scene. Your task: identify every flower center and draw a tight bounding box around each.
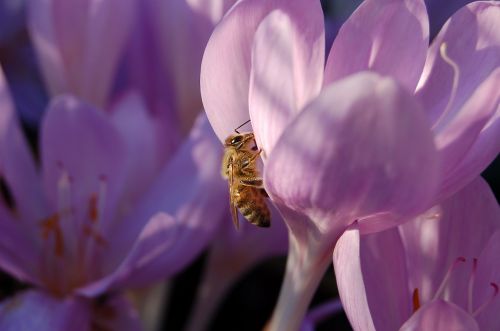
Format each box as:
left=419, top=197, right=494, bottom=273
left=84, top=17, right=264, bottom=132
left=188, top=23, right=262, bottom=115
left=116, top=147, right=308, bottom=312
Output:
left=412, top=257, right=499, bottom=317
left=38, top=166, right=109, bottom=295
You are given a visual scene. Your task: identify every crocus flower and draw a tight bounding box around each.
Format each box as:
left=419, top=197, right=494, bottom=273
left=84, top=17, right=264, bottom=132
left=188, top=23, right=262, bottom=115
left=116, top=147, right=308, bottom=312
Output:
left=201, top=0, right=499, bottom=330
left=333, top=177, right=500, bottom=331
left=0, top=66, right=227, bottom=329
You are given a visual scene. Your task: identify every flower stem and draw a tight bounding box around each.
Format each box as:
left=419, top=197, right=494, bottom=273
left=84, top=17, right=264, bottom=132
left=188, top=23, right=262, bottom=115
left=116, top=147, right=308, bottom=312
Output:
left=265, top=235, right=331, bottom=331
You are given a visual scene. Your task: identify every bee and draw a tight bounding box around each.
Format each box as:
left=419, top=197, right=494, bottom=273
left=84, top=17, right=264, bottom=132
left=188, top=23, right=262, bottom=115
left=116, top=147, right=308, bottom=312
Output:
left=222, top=123, right=271, bottom=229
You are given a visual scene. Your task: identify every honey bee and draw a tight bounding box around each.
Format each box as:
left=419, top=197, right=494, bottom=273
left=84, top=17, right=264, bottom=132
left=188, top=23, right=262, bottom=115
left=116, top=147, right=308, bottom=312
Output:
left=222, top=126, right=271, bottom=229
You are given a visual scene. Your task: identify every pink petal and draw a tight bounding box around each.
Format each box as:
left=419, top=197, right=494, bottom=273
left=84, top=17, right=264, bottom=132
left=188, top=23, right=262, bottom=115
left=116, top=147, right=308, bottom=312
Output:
left=359, top=229, right=413, bottom=330
left=333, top=225, right=411, bottom=331
left=29, top=0, right=135, bottom=107
left=324, top=0, right=429, bottom=92
left=201, top=0, right=324, bottom=142
left=415, top=2, right=500, bottom=201
left=332, top=226, right=375, bottom=331
left=399, top=177, right=500, bottom=307
left=399, top=300, right=479, bottom=331
left=416, top=2, right=500, bottom=126
left=265, top=72, right=438, bottom=234
left=41, top=96, right=128, bottom=249
left=249, top=8, right=325, bottom=153
left=432, top=69, right=500, bottom=201
left=0, top=66, right=47, bottom=223
left=473, top=230, right=500, bottom=330
left=438, top=107, right=499, bottom=201
left=0, top=290, right=91, bottom=331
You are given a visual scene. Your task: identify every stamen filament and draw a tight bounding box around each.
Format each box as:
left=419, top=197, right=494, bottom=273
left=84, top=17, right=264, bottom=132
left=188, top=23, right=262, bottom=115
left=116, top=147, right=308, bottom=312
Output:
left=432, top=42, right=460, bottom=130
left=433, top=257, right=466, bottom=300
left=468, top=258, right=478, bottom=314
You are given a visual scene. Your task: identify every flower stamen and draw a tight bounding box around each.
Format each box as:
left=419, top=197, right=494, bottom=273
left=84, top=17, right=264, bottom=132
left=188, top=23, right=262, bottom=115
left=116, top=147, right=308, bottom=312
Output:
left=432, top=42, right=460, bottom=130
left=433, top=256, right=466, bottom=300
left=40, top=213, right=64, bottom=257
left=412, top=288, right=421, bottom=313
left=468, top=258, right=478, bottom=313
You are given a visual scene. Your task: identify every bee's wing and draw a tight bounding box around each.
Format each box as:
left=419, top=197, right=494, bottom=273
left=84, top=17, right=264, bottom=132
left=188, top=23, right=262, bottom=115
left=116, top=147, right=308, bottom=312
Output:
left=228, top=162, right=239, bottom=230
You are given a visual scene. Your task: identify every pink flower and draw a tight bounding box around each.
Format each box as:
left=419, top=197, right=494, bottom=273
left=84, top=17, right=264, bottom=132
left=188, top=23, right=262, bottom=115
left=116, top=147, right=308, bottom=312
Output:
left=333, top=177, right=500, bottom=331
left=201, top=0, right=499, bottom=330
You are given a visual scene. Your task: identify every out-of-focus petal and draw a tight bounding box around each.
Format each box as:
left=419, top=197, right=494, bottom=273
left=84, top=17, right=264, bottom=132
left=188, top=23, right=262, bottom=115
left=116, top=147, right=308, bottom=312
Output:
left=0, top=290, right=91, bottom=331
left=41, top=96, right=127, bottom=246
left=417, top=2, right=500, bottom=126
left=27, top=0, right=65, bottom=99
left=0, top=203, right=40, bottom=284
left=324, top=0, right=429, bottom=92
left=249, top=8, right=324, bottom=154
left=109, top=92, right=168, bottom=214
left=332, top=226, right=376, bottom=331
left=89, top=113, right=226, bottom=290
left=77, top=213, right=177, bottom=296
left=0, top=66, right=47, bottom=223
left=145, top=0, right=236, bottom=131
left=265, top=72, right=438, bottom=233
left=473, top=230, right=500, bottom=330
left=28, top=0, right=135, bottom=107
left=399, top=300, right=479, bottom=331
left=201, top=0, right=324, bottom=142
left=333, top=225, right=411, bottom=331
left=399, top=177, right=500, bottom=307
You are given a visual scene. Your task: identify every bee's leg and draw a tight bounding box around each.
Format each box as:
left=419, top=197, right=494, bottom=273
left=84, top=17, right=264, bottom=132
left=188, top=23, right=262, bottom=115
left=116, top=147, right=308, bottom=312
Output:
left=249, top=149, right=263, bottom=161
left=240, top=177, right=263, bottom=188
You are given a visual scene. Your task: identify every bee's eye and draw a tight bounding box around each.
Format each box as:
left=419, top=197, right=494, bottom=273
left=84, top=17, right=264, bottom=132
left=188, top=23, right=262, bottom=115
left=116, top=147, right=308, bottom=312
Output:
left=231, top=136, right=243, bottom=145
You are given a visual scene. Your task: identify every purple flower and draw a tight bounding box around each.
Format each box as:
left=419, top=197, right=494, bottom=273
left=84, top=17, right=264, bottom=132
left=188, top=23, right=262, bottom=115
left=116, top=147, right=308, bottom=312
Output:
left=333, top=177, right=500, bottom=331
left=201, top=0, right=499, bottom=329
left=0, top=66, right=227, bottom=329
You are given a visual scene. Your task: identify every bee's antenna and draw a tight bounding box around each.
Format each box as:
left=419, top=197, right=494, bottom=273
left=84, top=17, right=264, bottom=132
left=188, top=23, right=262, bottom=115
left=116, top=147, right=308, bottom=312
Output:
left=234, top=119, right=251, bottom=134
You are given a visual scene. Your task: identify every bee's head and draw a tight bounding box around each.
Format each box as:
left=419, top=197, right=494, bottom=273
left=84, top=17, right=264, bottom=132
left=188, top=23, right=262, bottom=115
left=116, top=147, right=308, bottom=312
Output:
left=224, top=133, right=254, bottom=149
